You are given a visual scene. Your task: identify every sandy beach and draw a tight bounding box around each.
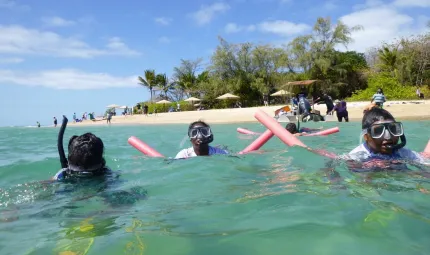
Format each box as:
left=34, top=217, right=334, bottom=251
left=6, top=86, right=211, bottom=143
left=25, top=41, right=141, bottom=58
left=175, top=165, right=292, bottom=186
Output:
left=70, top=100, right=430, bottom=126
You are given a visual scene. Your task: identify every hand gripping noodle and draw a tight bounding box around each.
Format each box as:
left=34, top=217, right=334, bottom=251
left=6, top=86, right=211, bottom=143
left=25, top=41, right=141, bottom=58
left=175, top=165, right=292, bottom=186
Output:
left=128, top=136, right=164, bottom=157
left=239, top=129, right=274, bottom=154
left=237, top=127, right=261, bottom=135
left=303, top=127, right=340, bottom=137
left=254, top=109, right=307, bottom=147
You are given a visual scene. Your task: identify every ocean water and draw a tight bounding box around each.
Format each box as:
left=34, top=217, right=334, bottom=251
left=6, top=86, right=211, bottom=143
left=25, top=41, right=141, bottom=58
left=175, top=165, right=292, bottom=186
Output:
left=1, top=120, right=430, bottom=255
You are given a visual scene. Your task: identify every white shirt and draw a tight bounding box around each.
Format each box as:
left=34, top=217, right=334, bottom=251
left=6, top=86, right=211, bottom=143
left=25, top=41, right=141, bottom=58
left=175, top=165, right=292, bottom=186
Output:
left=348, top=143, right=426, bottom=163
left=175, top=146, right=229, bottom=159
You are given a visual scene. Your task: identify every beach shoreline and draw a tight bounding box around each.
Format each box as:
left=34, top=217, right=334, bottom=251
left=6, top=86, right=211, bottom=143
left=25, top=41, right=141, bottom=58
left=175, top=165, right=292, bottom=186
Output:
left=68, top=100, right=430, bottom=126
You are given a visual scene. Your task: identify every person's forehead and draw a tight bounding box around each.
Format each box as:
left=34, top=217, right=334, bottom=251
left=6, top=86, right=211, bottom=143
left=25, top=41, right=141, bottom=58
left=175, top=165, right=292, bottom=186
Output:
left=372, top=119, right=395, bottom=125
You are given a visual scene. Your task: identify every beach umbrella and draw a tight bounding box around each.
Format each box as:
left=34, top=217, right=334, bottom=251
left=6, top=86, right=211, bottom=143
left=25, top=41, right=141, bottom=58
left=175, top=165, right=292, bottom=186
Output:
left=184, top=97, right=201, bottom=109
left=106, top=104, right=120, bottom=108
left=119, top=105, right=128, bottom=109
left=216, top=93, right=239, bottom=100
left=184, top=97, right=201, bottom=102
left=156, top=99, right=171, bottom=111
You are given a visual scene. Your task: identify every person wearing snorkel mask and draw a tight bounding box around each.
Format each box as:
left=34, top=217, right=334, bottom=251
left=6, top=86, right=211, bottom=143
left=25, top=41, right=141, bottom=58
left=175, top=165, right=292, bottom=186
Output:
left=348, top=108, right=425, bottom=163
left=175, top=121, right=229, bottom=159
left=53, top=132, right=113, bottom=180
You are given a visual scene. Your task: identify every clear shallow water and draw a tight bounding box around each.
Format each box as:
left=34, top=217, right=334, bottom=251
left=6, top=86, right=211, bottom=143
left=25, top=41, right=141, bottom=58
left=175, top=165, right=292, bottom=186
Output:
left=1, top=121, right=430, bottom=255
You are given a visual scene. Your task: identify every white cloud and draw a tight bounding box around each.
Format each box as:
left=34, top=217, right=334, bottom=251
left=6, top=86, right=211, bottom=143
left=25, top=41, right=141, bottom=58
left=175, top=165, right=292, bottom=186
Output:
left=158, top=36, right=171, bottom=43
left=0, top=57, right=24, bottom=64
left=0, top=68, right=138, bottom=89
left=393, top=0, right=430, bottom=7
left=42, top=16, right=76, bottom=27
left=339, top=7, right=420, bottom=52
left=191, top=2, right=230, bottom=26
left=0, top=0, right=30, bottom=11
left=324, top=1, right=338, bottom=10
left=353, top=0, right=385, bottom=10
left=0, top=25, right=140, bottom=58
left=155, top=17, right=172, bottom=25
left=224, top=22, right=256, bottom=33
left=258, top=20, right=311, bottom=36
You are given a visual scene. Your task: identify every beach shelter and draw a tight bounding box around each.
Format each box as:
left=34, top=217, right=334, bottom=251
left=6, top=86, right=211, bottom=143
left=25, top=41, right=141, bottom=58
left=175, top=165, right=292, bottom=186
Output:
left=271, top=90, right=291, bottom=96
left=216, top=93, right=239, bottom=100
left=184, top=97, right=201, bottom=109
left=119, top=105, right=128, bottom=109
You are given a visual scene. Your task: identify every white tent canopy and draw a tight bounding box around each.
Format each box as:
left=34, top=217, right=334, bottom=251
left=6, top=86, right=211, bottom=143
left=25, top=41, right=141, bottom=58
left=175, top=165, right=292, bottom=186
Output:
left=106, top=104, right=121, bottom=108
left=184, top=97, right=201, bottom=102
left=156, top=100, right=171, bottom=104
left=271, top=90, right=291, bottom=97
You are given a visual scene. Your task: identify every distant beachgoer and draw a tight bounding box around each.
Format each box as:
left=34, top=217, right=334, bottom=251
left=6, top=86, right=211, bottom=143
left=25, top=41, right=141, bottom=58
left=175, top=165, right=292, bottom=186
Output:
left=73, top=113, right=77, bottom=123
left=331, top=100, right=349, bottom=122
left=371, top=88, right=386, bottom=108
left=177, top=103, right=180, bottom=112
left=175, top=121, right=229, bottom=159
left=315, top=92, right=334, bottom=115
left=53, top=117, right=57, bottom=127
left=37, top=121, right=40, bottom=128
left=285, top=123, right=322, bottom=136
left=143, top=105, right=148, bottom=116
left=107, top=111, right=112, bottom=124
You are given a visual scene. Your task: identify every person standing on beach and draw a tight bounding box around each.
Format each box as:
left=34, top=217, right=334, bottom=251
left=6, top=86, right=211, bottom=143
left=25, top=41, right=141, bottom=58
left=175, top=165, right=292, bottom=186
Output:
left=37, top=121, right=40, bottom=128
left=107, top=111, right=112, bottom=124
left=143, top=105, right=148, bottom=116
left=314, top=92, right=334, bottom=115
left=53, top=117, right=57, bottom=127
left=371, top=88, right=386, bottom=108
left=73, top=113, right=77, bottom=123
left=331, top=100, right=349, bottom=122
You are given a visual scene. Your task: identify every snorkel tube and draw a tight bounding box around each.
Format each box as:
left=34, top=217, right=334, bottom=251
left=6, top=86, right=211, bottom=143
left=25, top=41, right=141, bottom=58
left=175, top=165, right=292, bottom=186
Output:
left=58, top=115, right=69, bottom=168
left=385, top=134, right=406, bottom=151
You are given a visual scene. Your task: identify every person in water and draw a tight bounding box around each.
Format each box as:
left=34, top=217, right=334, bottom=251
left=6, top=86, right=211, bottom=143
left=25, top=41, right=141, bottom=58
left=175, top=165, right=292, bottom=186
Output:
left=53, top=117, right=57, bottom=127
left=53, top=132, right=112, bottom=180
left=285, top=123, right=322, bottom=136
left=331, top=99, right=349, bottom=122
left=175, top=121, right=229, bottom=159
left=348, top=107, right=426, bottom=164
left=37, top=121, right=40, bottom=128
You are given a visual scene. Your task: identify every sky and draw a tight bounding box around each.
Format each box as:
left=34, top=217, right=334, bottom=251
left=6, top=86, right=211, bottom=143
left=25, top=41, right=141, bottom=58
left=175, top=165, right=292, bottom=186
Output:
left=0, top=0, right=429, bottom=126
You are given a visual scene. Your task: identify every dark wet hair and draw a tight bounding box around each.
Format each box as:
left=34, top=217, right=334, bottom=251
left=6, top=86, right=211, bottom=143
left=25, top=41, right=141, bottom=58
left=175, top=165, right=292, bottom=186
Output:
left=188, top=120, right=210, bottom=131
left=67, top=133, right=105, bottom=169
left=362, top=107, right=395, bottom=129
left=285, top=123, right=298, bottom=134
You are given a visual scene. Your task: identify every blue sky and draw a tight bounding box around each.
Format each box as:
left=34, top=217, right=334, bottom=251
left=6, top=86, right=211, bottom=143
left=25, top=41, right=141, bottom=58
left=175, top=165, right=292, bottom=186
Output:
left=0, top=0, right=428, bottom=126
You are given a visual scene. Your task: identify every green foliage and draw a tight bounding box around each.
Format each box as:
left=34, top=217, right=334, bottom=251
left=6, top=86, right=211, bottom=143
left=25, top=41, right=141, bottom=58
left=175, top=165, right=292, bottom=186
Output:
left=348, top=72, right=430, bottom=101
left=133, top=101, right=196, bottom=114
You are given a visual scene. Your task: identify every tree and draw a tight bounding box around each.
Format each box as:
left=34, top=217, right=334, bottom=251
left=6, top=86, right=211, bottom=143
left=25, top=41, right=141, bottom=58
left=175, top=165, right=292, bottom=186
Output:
left=137, top=70, right=157, bottom=102
left=155, top=73, right=174, bottom=99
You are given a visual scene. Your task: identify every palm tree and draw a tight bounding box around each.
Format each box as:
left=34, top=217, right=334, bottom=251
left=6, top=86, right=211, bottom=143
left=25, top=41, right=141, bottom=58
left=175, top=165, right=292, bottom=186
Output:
left=137, top=69, right=156, bottom=102
left=156, top=73, right=174, bottom=99
left=378, top=46, right=398, bottom=72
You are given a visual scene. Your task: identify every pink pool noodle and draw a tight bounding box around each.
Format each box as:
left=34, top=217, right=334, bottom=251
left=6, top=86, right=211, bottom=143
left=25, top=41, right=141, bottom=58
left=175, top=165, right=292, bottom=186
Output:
left=303, top=127, right=340, bottom=137
left=254, top=109, right=306, bottom=148
left=422, top=139, right=430, bottom=158
left=237, top=127, right=261, bottom=135
left=239, top=129, right=274, bottom=154
left=128, top=136, right=164, bottom=157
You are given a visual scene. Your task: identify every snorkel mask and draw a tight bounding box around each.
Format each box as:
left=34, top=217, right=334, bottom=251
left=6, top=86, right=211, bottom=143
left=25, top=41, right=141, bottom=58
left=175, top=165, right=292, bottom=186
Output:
left=65, top=163, right=107, bottom=177
left=188, top=126, right=214, bottom=144
left=360, top=122, right=406, bottom=150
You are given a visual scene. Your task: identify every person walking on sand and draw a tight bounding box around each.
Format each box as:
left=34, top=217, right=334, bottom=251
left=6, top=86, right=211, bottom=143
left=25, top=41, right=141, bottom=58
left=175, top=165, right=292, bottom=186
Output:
left=107, top=111, right=112, bottom=124
left=53, top=117, right=57, bottom=127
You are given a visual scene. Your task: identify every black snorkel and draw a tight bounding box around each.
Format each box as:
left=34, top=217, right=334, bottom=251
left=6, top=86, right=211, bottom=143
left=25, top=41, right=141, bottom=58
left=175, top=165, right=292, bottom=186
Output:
left=385, top=134, right=407, bottom=151
left=58, top=115, right=68, bottom=169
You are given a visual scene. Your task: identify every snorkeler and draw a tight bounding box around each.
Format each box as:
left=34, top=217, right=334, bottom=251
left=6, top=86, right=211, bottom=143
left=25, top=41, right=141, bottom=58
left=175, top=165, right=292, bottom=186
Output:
left=348, top=107, right=425, bottom=163
left=285, top=123, right=322, bottom=136
left=175, top=121, right=229, bottom=159
left=53, top=116, right=112, bottom=180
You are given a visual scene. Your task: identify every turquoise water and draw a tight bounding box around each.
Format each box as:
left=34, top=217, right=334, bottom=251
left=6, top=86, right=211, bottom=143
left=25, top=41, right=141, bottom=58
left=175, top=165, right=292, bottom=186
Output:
left=1, top=121, right=430, bottom=255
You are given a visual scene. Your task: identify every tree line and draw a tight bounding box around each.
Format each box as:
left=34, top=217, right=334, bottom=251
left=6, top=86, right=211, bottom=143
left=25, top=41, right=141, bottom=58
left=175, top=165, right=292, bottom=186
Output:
left=137, top=17, right=430, bottom=111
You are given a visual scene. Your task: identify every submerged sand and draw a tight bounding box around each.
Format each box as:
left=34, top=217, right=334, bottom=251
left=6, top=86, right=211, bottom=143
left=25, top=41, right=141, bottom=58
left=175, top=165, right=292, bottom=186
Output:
left=69, top=100, right=430, bottom=126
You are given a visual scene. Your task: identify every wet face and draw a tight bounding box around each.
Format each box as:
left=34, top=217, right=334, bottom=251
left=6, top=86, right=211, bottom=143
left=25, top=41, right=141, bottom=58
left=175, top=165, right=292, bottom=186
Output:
left=364, top=120, right=400, bottom=154
left=189, top=124, right=210, bottom=147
